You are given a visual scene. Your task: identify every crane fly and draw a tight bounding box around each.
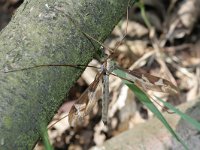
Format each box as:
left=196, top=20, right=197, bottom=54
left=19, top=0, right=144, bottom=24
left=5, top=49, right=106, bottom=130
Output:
left=65, top=61, right=179, bottom=127
left=3, top=1, right=179, bottom=128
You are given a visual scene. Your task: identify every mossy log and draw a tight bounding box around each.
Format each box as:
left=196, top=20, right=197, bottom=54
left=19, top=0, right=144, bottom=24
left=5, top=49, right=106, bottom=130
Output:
left=0, top=0, right=132, bottom=149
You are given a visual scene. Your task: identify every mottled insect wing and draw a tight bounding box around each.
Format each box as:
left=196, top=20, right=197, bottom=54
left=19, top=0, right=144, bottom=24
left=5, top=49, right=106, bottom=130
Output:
left=125, top=70, right=179, bottom=94
left=68, top=72, right=103, bottom=127
left=68, top=91, right=88, bottom=127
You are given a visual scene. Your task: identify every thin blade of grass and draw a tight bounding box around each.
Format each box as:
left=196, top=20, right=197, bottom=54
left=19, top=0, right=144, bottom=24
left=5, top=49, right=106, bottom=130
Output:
left=113, top=69, right=188, bottom=150
left=40, top=123, right=53, bottom=150
left=155, top=96, right=200, bottom=131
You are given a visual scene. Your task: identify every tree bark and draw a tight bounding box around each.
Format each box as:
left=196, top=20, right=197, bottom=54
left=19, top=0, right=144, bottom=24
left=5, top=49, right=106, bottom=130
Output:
left=0, top=0, right=132, bottom=149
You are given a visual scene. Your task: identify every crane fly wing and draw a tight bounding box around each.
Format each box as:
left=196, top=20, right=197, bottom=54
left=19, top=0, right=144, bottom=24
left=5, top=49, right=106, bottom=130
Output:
left=85, top=72, right=103, bottom=114
left=68, top=72, right=103, bottom=127
left=123, top=69, right=178, bottom=94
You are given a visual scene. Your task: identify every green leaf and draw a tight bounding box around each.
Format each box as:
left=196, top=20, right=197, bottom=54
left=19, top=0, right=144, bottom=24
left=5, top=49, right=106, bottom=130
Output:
left=113, top=68, right=188, bottom=150
left=155, top=96, right=200, bottom=131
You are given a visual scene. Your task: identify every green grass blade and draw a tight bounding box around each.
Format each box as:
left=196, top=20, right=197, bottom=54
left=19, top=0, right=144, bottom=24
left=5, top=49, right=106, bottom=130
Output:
left=113, top=69, right=188, bottom=150
left=155, top=96, right=200, bottom=131
left=40, top=123, right=54, bottom=150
